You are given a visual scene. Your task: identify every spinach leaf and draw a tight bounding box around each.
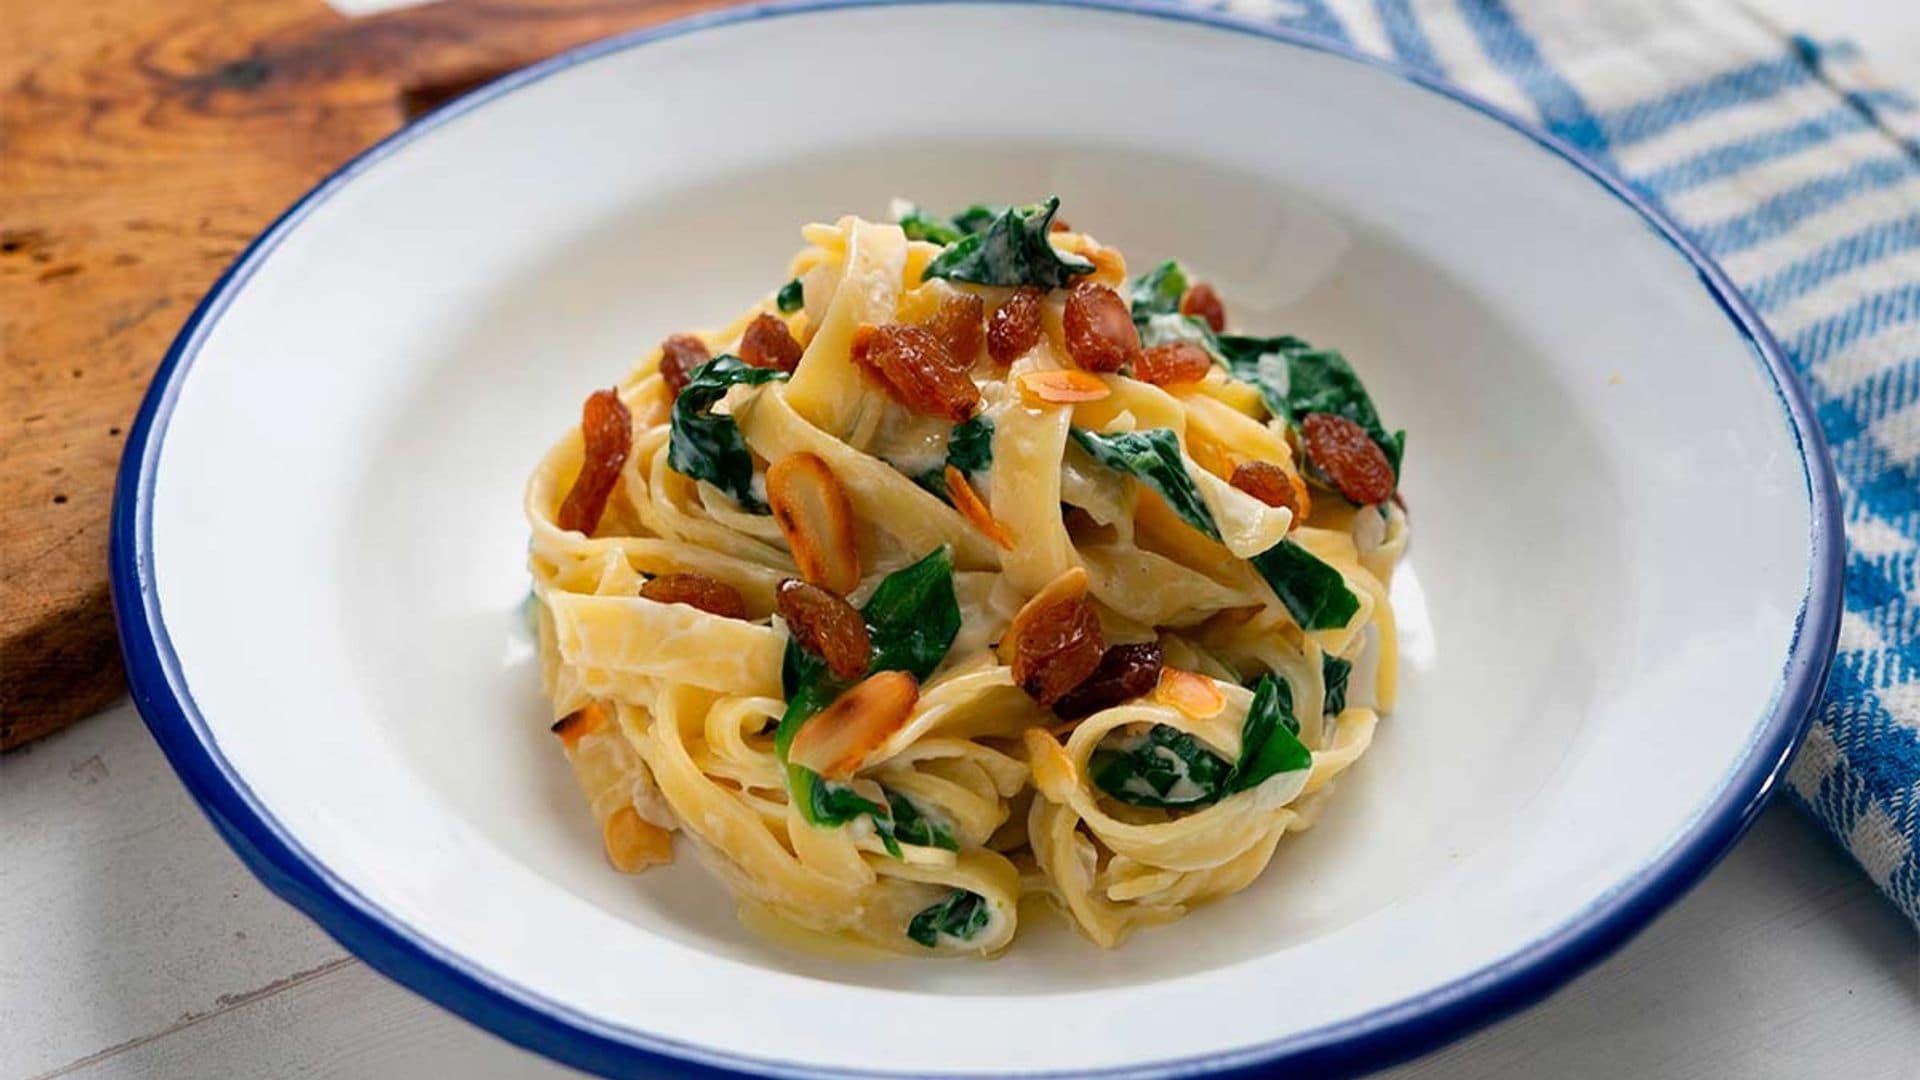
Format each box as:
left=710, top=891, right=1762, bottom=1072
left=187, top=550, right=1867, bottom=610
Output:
left=894, top=202, right=965, bottom=245
left=1216, top=334, right=1310, bottom=417
left=912, top=415, right=996, bottom=501
left=1090, top=675, right=1310, bottom=809
left=1248, top=540, right=1360, bottom=631
left=775, top=277, right=804, bottom=314
left=1070, top=427, right=1220, bottom=541
left=1130, top=260, right=1189, bottom=319
left=1217, top=335, right=1404, bottom=476
left=863, top=546, right=961, bottom=679
left=946, top=415, right=994, bottom=475
left=1322, top=653, right=1352, bottom=716
left=921, top=197, right=1093, bottom=289
left=776, top=548, right=961, bottom=830
left=1137, top=313, right=1227, bottom=364
left=888, top=790, right=958, bottom=851
left=1090, top=725, right=1235, bottom=808
left=668, top=356, right=788, bottom=512
left=907, top=889, right=991, bottom=947
left=949, top=204, right=1009, bottom=236
left=1234, top=675, right=1312, bottom=792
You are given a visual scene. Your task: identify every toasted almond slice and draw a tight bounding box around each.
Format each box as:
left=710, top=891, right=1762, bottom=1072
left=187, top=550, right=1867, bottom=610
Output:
left=1154, top=668, right=1226, bottom=720
left=996, top=566, right=1091, bottom=667
left=767, top=451, right=861, bottom=594
left=944, top=465, right=1014, bottom=550
left=1022, top=727, right=1079, bottom=802
left=549, top=701, right=610, bottom=750
left=1017, top=370, right=1111, bottom=407
left=602, top=806, right=674, bottom=872
left=788, top=670, right=919, bottom=779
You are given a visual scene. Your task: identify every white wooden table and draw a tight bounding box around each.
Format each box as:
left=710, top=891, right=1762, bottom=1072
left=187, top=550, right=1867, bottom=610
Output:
left=7, top=1, right=1920, bottom=1076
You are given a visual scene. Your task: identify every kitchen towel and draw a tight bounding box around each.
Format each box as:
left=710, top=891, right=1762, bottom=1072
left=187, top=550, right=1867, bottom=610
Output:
left=1190, top=0, right=1920, bottom=924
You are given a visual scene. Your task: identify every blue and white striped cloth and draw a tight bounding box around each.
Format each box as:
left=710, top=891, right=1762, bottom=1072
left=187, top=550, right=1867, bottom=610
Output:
left=1184, top=0, right=1920, bottom=924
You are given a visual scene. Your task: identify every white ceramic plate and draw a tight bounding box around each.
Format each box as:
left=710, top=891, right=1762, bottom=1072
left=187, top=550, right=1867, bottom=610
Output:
left=113, top=2, right=1842, bottom=1076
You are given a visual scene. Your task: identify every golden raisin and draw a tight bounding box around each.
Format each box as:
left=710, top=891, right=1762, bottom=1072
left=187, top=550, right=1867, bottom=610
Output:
left=1301, top=412, right=1396, bottom=505
left=1230, top=460, right=1309, bottom=521
left=987, top=287, right=1044, bottom=365
left=1062, top=281, right=1139, bottom=373
left=850, top=323, right=981, bottom=422
left=1180, top=282, right=1227, bottom=333
left=925, top=294, right=986, bottom=368
left=640, top=573, right=748, bottom=620
left=740, top=313, right=803, bottom=373
left=1011, top=595, right=1104, bottom=707
left=1051, top=643, right=1164, bottom=719
left=658, top=335, right=709, bottom=398
left=1133, top=342, right=1213, bottom=386
left=555, top=388, right=631, bottom=535
left=776, top=579, right=871, bottom=681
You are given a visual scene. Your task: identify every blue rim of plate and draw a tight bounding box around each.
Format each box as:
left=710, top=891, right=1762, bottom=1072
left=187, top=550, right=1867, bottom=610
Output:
left=110, top=1, right=1844, bottom=1076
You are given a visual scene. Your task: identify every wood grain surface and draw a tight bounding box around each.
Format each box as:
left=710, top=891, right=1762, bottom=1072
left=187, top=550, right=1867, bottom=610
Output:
left=0, top=0, right=728, bottom=749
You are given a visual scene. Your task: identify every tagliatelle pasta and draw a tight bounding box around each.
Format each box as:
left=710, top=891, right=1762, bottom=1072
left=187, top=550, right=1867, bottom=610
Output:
left=526, top=198, right=1409, bottom=957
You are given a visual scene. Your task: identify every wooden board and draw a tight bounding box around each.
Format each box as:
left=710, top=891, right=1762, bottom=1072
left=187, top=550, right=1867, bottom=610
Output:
left=0, top=0, right=730, bottom=748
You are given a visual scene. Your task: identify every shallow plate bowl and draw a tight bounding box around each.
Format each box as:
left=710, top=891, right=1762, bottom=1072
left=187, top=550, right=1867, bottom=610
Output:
left=113, top=2, right=1842, bottom=1076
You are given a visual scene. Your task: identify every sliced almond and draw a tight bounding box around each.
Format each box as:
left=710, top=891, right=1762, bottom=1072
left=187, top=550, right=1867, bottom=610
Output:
left=602, top=806, right=674, bottom=873
left=944, top=465, right=1014, bottom=550
left=1017, top=369, right=1111, bottom=407
left=788, top=670, right=919, bottom=779
left=1022, top=727, right=1079, bottom=802
left=767, top=451, right=861, bottom=594
left=549, top=701, right=609, bottom=751
left=1154, top=668, right=1226, bottom=720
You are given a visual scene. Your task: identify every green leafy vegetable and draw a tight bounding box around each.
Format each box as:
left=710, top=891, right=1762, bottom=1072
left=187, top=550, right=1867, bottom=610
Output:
left=1090, top=675, right=1310, bottom=809
left=1137, top=312, right=1226, bottom=364
left=668, top=356, right=788, bottom=512
left=1322, top=653, right=1352, bottom=717
left=1248, top=540, right=1360, bottom=631
left=906, top=889, right=991, bottom=947
left=910, top=415, right=996, bottom=501
left=1130, top=260, right=1189, bottom=319
left=895, top=203, right=966, bottom=246
left=776, top=548, right=962, bottom=831
left=920, top=197, right=1093, bottom=289
left=1070, top=427, right=1220, bottom=541
left=1233, top=675, right=1313, bottom=792
left=948, top=204, right=1009, bottom=237
left=1090, top=725, right=1235, bottom=808
left=945, top=415, right=994, bottom=475
left=888, top=790, right=958, bottom=851
left=1216, top=335, right=1404, bottom=477
left=775, top=277, right=804, bottom=314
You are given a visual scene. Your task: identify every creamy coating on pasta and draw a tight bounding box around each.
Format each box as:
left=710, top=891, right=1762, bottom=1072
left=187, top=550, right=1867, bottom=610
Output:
left=526, top=198, right=1409, bottom=957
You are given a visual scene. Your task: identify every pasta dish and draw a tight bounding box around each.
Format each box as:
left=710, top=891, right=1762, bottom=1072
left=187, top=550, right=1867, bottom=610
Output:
left=525, top=198, right=1408, bottom=956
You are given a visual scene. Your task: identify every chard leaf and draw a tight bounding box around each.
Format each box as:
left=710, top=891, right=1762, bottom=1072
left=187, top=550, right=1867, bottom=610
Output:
left=912, top=416, right=994, bottom=501
left=1069, top=427, right=1220, bottom=541
left=776, top=548, right=961, bottom=829
left=1233, top=675, right=1312, bottom=792
left=887, top=790, right=958, bottom=851
left=949, top=204, right=1010, bottom=236
left=1090, top=725, right=1234, bottom=808
left=1090, top=675, right=1311, bottom=810
left=945, top=415, right=994, bottom=475
left=921, top=197, right=1093, bottom=289
left=907, top=889, right=991, bottom=947
left=1137, top=312, right=1226, bottom=364
left=1249, top=540, right=1360, bottom=631
left=1130, top=260, right=1189, bottom=319
left=668, top=356, right=788, bottom=512
left=776, top=277, right=804, bottom=314
left=1322, top=652, right=1352, bottom=716
left=1217, top=335, right=1404, bottom=477
left=895, top=202, right=965, bottom=245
